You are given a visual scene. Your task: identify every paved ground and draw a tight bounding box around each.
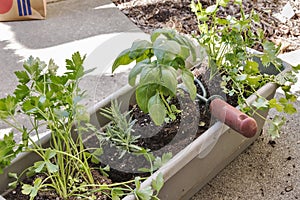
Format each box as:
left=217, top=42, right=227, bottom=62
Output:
left=0, top=0, right=299, bottom=199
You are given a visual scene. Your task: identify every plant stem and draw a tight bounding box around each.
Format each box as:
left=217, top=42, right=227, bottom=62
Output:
left=159, top=92, right=172, bottom=116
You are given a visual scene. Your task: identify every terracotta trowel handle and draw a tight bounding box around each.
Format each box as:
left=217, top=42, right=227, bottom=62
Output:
left=209, top=98, right=258, bottom=138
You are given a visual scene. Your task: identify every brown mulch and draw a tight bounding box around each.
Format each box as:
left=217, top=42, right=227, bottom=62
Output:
left=112, top=0, right=300, bottom=53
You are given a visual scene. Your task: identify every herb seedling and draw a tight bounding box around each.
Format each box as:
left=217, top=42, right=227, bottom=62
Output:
left=0, top=53, right=97, bottom=198
left=112, top=29, right=206, bottom=125
left=99, top=100, right=142, bottom=158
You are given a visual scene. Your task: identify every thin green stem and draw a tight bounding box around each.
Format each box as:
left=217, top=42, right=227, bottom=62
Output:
left=2, top=118, right=23, bottom=133
left=159, top=92, right=173, bottom=115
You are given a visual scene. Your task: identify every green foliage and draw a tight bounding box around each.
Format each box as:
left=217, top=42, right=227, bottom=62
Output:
left=191, top=0, right=299, bottom=138
left=99, top=100, right=142, bottom=158
left=0, top=52, right=98, bottom=198
left=0, top=96, right=17, bottom=119
left=112, top=29, right=206, bottom=125
left=112, top=2, right=298, bottom=137
left=0, top=53, right=169, bottom=199
left=33, top=149, right=58, bottom=173
left=153, top=152, right=172, bottom=171
left=252, top=97, right=269, bottom=110
left=0, top=54, right=76, bottom=195
left=99, top=101, right=172, bottom=198
left=134, top=173, right=164, bottom=200
left=22, top=178, right=43, bottom=200
left=0, top=132, right=23, bottom=174
left=148, top=93, right=166, bottom=125
left=139, top=152, right=172, bottom=173
left=267, top=115, right=286, bottom=138
left=111, top=188, right=125, bottom=200
left=8, top=172, right=19, bottom=189
left=151, top=173, right=164, bottom=195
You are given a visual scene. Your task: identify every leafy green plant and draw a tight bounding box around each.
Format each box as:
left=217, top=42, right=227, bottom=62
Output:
left=98, top=99, right=173, bottom=176
left=112, top=29, right=206, bottom=125
left=112, top=0, right=299, bottom=138
left=139, top=152, right=172, bottom=173
left=99, top=100, right=142, bottom=158
left=191, top=0, right=300, bottom=138
left=0, top=132, right=25, bottom=174
left=99, top=100, right=173, bottom=162
left=0, top=53, right=166, bottom=199
left=134, top=173, right=164, bottom=200
left=0, top=53, right=97, bottom=199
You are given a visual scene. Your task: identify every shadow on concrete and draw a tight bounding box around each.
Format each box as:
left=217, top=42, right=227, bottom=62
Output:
left=0, top=41, right=24, bottom=98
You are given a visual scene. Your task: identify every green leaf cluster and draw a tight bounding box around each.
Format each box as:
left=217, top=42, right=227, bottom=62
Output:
left=0, top=132, right=23, bottom=174
left=99, top=100, right=142, bottom=158
left=0, top=52, right=101, bottom=199
left=33, top=149, right=58, bottom=173
left=22, top=178, right=43, bottom=200
left=112, top=29, right=206, bottom=125
left=1, top=52, right=172, bottom=200
left=134, top=173, right=164, bottom=200
left=191, top=0, right=299, bottom=138
left=139, top=152, right=172, bottom=173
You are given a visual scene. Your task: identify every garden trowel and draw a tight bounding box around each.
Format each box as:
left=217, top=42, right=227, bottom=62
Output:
left=179, top=77, right=258, bottom=138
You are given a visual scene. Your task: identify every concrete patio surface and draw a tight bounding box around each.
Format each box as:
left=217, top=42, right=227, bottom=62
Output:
left=0, top=0, right=299, bottom=199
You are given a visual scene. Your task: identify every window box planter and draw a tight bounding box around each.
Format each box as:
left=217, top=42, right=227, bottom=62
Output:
left=0, top=60, right=285, bottom=199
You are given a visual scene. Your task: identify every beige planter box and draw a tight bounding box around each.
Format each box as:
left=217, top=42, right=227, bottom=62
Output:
left=0, top=59, right=286, bottom=199
left=89, top=81, right=278, bottom=200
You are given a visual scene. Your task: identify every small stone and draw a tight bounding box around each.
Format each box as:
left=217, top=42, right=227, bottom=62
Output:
left=279, top=25, right=290, bottom=35
left=285, top=185, right=293, bottom=192
left=260, top=172, right=265, bottom=177
left=268, top=140, right=276, bottom=147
